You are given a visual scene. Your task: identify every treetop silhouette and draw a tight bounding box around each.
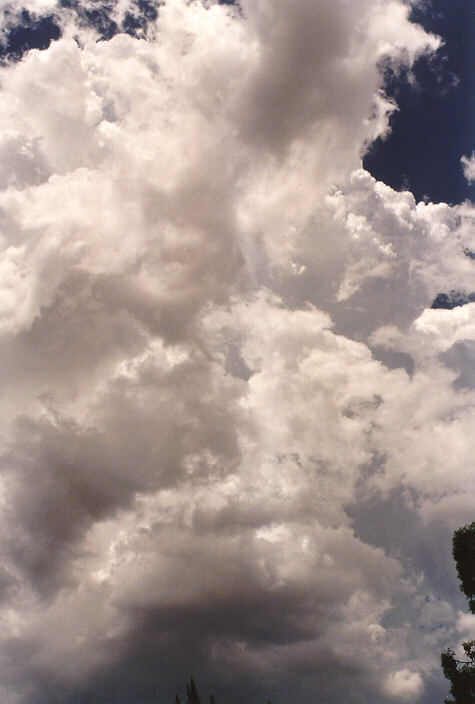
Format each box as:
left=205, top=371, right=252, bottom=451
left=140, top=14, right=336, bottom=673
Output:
left=441, top=522, right=475, bottom=703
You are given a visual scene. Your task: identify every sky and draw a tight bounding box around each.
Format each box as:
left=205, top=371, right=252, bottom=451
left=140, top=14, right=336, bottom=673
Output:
left=0, top=1, right=473, bottom=703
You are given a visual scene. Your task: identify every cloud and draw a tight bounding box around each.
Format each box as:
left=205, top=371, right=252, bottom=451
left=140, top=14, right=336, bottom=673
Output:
left=0, top=2, right=470, bottom=703
left=384, top=669, right=425, bottom=702
left=461, top=152, right=475, bottom=184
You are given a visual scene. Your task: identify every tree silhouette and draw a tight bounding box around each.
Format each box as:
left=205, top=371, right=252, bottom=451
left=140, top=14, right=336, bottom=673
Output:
left=174, top=677, right=271, bottom=703
left=441, top=522, right=475, bottom=703
left=453, top=522, right=475, bottom=614
left=188, top=678, right=201, bottom=704
left=175, top=678, right=203, bottom=704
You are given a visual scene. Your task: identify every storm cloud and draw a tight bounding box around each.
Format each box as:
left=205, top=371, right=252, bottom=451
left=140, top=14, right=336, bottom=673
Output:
left=0, top=2, right=472, bottom=703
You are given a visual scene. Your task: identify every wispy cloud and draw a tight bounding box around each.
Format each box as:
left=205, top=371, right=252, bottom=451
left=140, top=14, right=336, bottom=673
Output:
left=461, top=152, right=475, bottom=184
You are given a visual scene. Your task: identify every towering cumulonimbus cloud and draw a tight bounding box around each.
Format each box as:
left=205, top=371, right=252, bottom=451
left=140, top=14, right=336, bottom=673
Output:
left=0, top=2, right=473, bottom=703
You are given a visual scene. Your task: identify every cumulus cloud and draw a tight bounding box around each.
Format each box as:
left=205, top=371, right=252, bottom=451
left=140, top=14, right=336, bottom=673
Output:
left=384, top=669, right=425, bottom=701
left=0, top=2, right=471, bottom=703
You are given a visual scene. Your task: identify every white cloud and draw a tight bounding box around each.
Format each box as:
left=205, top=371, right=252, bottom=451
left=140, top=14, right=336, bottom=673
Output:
left=461, top=152, right=475, bottom=183
left=455, top=612, right=475, bottom=647
left=0, top=0, right=57, bottom=27
left=384, top=669, right=425, bottom=701
left=0, top=2, right=470, bottom=703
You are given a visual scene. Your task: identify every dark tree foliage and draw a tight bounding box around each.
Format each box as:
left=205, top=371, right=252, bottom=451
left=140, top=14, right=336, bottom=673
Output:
left=441, top=642, right=475, bottom=704
left=453, top=522, right=475, bottom=614
left=441, top=522, right=475, bottom=703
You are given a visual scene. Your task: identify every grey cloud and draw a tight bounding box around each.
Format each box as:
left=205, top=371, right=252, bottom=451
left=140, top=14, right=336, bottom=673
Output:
left=0, top=132, right=51, bottom=188
left=0, top=2, right=470, bottom=704
left=1, top=347, right=243, bottom=593
left=22, top=524, right=402, bottom=703
left=240, top=0, right=355, bottom=151
left=439, top=341, right=475, bottom=390
left=346, top=488, right=468, bottom=607
left=236, top=0, right=437, bottom=169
